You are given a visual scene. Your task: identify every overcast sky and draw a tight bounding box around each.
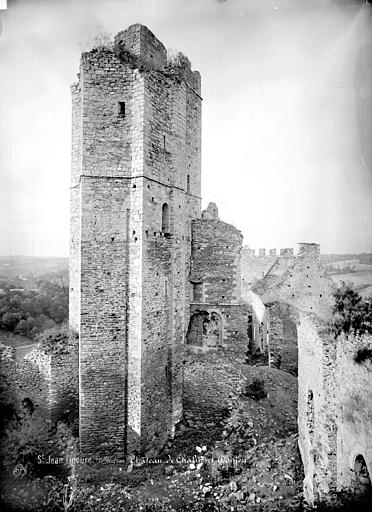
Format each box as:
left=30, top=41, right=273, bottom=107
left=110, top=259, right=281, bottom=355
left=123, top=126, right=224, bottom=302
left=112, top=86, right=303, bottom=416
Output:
left=0, top=0, right=371, bottom=256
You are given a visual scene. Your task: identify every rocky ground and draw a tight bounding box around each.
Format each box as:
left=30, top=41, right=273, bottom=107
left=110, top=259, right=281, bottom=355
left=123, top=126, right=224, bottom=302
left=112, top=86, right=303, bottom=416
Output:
left=2, top=363, right=370, bottom=511
left=1, top=364, right=303, bottom=511
left=134, top=364, right=303, bottom=510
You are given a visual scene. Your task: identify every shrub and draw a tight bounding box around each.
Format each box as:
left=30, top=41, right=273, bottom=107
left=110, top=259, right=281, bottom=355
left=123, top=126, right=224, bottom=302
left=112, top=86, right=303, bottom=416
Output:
left=332, top=285, right=372, bottom=337
left=1, top=406, right=52, bottom=476
left=243, top=378, right=267, bottom=401
left=354, top=348, right=372, bottom=364
left=38, top=325, right=78, bottom=357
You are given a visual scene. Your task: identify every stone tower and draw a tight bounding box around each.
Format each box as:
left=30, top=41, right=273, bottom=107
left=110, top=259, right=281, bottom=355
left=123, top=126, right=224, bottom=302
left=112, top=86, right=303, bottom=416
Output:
left=70, top=24, right=201, bottom=457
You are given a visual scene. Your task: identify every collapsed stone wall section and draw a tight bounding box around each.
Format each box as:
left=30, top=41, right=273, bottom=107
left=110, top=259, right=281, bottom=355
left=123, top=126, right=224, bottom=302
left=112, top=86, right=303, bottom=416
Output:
left=0, top=340, right=79, bottom=428
left=188, top=204, right=250, bottom=351
left=266, top=302, right=298, bottom=374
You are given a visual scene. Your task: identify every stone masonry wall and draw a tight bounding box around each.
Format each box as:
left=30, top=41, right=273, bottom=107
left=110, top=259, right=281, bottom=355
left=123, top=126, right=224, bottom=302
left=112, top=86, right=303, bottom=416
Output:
left=140, top=54, right=201, bottom=453
left=70, top=83, right=82, bottom=332
left=185, top=205, right=250, bottom=420
left=335, top=334, right=372, bottom=493
left=191, top=206, right=242, bottom=305
left=16, top=350, right=51, bottom=413
left=266, top=302, right=298, bottom=375
left=70, top=48, right=142, bottom=456
left=240, top=246, right=296, bottom=289
left=187, top=303, right=250, bottom=357
left=1, top=343, right=79, bottom=428
left=298, top=316, right=372, bottom=504
left=1, top=347, right=51, bottom=414
left=79, top=177, right=131, bottom=458
left=49, top=342, right=79, bottom=429
left=256, top=243, right=334, bottom=322
left=188, top=204, right=249, bottom=352
left=297, top=314, right=338, bottom=505
left=183, top=352, right=248, bottom=421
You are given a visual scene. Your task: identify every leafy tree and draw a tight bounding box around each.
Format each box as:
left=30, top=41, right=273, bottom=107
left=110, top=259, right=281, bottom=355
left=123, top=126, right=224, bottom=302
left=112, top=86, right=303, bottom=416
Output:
left=38, top=324, right=78, bottom=356
left=332, top=284, right=372, bottom=336
left=1, top=311, right=23, bottom=331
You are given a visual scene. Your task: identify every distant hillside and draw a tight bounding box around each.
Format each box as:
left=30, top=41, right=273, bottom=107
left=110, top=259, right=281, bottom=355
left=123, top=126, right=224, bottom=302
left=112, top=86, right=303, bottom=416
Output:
left=323, top=258, right=372, bottom=299
left=0, top=256, right=68, bottom=286
left=321, top=253, right=372, bottom=265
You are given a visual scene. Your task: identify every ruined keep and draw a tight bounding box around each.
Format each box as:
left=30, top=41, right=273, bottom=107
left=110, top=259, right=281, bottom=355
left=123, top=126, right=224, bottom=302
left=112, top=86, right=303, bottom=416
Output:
left=70, top=24, right=248, bottom=458
left=70, top=24, right=202, bottom=457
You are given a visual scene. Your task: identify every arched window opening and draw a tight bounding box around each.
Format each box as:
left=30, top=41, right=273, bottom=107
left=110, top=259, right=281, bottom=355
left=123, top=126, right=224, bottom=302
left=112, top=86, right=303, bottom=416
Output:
left=186, top=310, right=222, bottom=348
left=162, top=203, right=170, bottom=233
left=187, top=174, right=190, bottom=194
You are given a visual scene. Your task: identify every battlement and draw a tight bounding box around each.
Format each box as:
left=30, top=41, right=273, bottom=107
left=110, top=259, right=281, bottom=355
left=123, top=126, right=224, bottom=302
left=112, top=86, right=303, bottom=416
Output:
left=243, top=247, right=296, bottom=258
left=243, top=244, right=320, bottom=260
left=280, top=248, right=294, bottom=258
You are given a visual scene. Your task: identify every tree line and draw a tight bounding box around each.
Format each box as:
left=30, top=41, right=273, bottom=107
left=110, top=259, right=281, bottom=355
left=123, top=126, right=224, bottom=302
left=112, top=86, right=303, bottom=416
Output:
left=0, top=280, right=68, bottom=339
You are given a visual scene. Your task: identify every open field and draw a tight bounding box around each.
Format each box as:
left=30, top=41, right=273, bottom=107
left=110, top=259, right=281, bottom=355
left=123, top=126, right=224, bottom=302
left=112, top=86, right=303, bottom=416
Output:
left=0, top=328, right=37, bottom=359
left=327, top=267, right=372, bottom=298
left=0, top=255, right=68, bottom=282
left=324, top=259, right=372, bottom=271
